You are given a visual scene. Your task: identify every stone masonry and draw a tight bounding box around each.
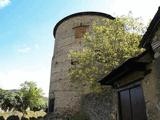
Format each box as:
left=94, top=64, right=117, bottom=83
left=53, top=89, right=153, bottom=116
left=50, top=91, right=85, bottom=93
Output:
left=49, top=12, right=114, bottom=115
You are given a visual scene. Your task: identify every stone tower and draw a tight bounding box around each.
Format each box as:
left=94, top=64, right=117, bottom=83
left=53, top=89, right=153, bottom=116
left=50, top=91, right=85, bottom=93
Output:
left=49, top=12, right=114, bottom=115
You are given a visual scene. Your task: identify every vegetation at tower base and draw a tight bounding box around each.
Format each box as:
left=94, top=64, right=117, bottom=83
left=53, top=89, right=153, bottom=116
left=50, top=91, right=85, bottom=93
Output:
left=68, top=14, right=146, bottom=91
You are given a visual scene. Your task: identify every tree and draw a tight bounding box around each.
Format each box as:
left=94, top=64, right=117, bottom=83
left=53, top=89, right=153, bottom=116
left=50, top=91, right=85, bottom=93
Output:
left=0, top=81, right=47, bottom=115
left=19, top=81, right=46, bottom=113
left=0, top=89, right=17, bottom=111
left=68, top=15, right=145, bottom=92
left=0, top=89, right=4, bottom=106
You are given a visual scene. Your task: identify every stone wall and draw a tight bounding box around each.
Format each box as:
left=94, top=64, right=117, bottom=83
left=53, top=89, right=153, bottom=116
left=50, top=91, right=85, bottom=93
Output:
left=141, top=59, right=160, bottom=120
left=141, top=23, right=160, bottom=120
left=80, top=87, right=118, bottom=120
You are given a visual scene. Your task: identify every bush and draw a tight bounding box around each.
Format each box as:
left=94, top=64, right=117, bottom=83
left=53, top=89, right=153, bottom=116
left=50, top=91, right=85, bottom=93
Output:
left=30, top=117, right=37, bottom=120
left=7, top=115, right=19, bottom=120
left=37, top=116, right=43, bottom=120
left=21, top=116, right=29, bottom=120
left=0, top=116, right=5, bottom=120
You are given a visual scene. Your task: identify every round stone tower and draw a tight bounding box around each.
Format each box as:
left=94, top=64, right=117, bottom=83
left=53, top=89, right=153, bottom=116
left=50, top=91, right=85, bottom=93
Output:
left=49, top=12, right=114, bottom=114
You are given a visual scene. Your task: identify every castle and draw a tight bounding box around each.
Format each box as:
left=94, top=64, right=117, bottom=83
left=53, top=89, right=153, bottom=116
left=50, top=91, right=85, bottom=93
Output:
left=47, top=7, right=160, bottom=120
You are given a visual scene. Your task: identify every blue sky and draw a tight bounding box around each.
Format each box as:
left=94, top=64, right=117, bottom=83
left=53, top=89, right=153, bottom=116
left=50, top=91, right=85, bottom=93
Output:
left=0, top=0, right=159, bottom=96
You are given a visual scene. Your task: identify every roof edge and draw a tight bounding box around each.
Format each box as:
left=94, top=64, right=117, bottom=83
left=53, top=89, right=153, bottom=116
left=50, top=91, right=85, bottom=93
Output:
left=140, top=7, right=160, bottom=48
left=99, top=51, right=150, bottom=85
left=53, top=11, right=115, bottom=38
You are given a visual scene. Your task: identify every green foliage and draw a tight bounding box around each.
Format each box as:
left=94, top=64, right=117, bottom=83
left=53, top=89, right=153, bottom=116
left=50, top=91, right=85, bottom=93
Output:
left=68, top=15, right=145, bottom=92
left=19, top=81, right=47, bottom=113
left=0, top=81, right=47, bottom=114
left=0, top=89, right=17, bottom=111
left=0, top=111, right=46, bottom=120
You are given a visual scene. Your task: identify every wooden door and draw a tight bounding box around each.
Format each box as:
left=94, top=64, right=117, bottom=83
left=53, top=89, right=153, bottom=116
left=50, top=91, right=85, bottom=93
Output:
left=119, top=85, right=147, bottom=120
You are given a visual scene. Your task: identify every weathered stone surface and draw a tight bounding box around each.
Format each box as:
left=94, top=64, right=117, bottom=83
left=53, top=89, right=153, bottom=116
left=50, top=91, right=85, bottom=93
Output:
left=81, top=87, right=118, bottom=120
left=49, top=13, right=111, bottom=116
left=141, top=56, right=160, bottom=120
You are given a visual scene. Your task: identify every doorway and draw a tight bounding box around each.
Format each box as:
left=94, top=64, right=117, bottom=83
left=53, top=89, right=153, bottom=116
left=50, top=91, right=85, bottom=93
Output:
left=118, top=85, right=147, bottom=120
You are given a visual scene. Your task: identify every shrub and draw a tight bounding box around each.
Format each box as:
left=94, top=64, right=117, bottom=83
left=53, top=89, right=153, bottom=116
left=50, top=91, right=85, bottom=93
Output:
left=7, top=115, right=19, bottom=120
left=30, top=117, right=37, bottom=120
left=37, top=116, right=43, bottom=120
left=21, top=116, right=29, bottom=120
left=0, top=116, right=5, bottom=120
